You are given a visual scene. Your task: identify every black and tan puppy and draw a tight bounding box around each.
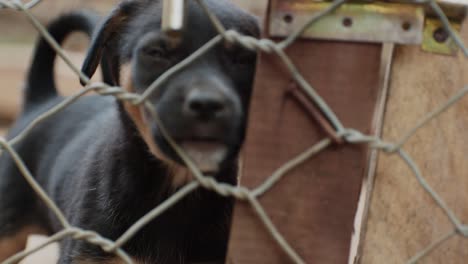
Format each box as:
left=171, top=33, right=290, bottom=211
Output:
left=0, top=0, right=259, bottom=263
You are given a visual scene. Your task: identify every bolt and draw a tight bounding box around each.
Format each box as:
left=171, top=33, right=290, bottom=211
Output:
left=283, top=14, right=293, bottom=24
left=433, top=27, right=449, bottom=43
left=402, top=21, right=411, bottom=31
left=342, top=17, right=353, bottom=27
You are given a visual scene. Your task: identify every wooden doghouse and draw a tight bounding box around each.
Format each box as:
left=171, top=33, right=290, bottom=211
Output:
left=226, top=1, right=468, bottom=263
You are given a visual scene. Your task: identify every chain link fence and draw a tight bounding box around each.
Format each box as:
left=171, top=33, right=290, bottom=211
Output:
left=0, top=0, right=467, bottom=263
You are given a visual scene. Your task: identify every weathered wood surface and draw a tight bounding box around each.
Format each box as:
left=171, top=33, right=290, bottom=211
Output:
left=360, top=21, right=468, bottom=263
left=226, top=38, right=383, bottom=263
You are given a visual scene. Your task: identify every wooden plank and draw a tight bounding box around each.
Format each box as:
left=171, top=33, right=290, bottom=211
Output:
left=227, top=39, right=383, bottom=263
left=350, top=43, right=395, bottom=263
left=360, top=18, right=468, bottom=264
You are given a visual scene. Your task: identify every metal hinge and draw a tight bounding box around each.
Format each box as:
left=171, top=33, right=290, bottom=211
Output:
left=269, top=0, right=467, bottom=55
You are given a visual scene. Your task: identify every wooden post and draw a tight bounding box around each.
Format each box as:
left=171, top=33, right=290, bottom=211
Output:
left=226, top=1, right=467, bottom=263
left=225, top=24, right=386, bottom=264
left=226, top=1, right=388, bottom=263
left=360, top=20, right=468, bottom=264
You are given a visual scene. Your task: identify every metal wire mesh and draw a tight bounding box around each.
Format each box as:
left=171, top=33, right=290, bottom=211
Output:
left=0, top=0, right=467, bottom=263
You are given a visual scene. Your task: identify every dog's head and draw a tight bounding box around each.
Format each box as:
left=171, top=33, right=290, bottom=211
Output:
left=82, top=0, right=259, bottom=176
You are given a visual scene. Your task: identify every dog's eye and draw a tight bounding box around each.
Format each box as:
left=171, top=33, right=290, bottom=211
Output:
left=224, top=44, right=255, bottom=66
left=231, top=50, right=255, bottom=66
left=141, top=46, right=166, bottom=58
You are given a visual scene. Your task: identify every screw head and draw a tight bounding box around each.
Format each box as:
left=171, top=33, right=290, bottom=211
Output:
left=433, top=27, right=449, bottom=43
left=342, top=17, right=353, bottom=27
left=283, top=14, right=293, bottom=24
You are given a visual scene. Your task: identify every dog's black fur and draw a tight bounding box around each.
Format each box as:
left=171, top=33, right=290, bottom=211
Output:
left=0, top=0, right=259, bottom=263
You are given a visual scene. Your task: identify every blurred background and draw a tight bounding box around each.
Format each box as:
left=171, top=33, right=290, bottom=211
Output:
left=0, top=0, right=266, bottom=136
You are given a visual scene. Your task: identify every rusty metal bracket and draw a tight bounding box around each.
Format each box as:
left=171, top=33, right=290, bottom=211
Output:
left=422, top=18, right=462, bottom=55
left=269, top=0, right=467, bottom=52
left=269, top=1, right=425, bottom=44
left=422, top=0, right=467, bottom=55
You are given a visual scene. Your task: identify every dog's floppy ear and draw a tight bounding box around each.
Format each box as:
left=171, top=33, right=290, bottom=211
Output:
left=81, top=1, right=140, bottom=86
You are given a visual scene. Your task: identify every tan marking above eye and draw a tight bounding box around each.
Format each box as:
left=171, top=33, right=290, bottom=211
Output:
left=121, top=64, right=193, bottom=188
left=120, top=63, right=133, bottom=88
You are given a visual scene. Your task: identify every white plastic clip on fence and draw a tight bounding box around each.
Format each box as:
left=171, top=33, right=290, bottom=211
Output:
left=162, top=0, right=186, bottom=46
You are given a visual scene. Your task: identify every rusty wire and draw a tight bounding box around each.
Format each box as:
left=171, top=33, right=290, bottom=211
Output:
left=0, top=0, right=467, bottom=263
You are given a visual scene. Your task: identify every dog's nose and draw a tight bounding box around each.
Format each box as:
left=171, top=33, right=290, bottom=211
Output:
left=185, top=89, right=226, bottom=119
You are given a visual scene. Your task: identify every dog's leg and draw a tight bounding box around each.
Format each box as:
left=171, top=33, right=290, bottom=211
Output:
left=0, top=181, right=49, bottom=263
left=0, top=225, right=48, bottom=261
left=0, top=153, right=49, bottom=261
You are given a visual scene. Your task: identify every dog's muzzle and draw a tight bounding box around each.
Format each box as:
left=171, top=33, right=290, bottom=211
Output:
left=150, top=76, right=243, bottom=173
